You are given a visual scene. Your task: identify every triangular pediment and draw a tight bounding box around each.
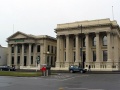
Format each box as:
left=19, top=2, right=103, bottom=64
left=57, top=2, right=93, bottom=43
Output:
left=13, top=34, right=27, bottom=39
left=7, top=31, right=29, bottom=40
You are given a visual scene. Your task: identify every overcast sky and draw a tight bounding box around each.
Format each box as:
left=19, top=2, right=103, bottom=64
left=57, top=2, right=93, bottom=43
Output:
left=0, top=0, right=120, bottom=47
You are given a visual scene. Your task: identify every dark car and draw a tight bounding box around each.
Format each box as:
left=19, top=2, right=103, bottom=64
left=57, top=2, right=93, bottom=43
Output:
left=0, top=66, right=16, bottom=71
left=69, top=65, right=87, bottom=73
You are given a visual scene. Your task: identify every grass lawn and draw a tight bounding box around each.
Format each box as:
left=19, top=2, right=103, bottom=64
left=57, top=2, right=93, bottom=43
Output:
left=0, top=71, right=42, bottom=77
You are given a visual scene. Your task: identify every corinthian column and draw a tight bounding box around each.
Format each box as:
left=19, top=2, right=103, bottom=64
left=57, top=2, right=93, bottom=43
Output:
left=56, top=35, right=60, bottom=67
left=86, top=33, right=89, bottom=63
left=21, top=44, right=24, bottom=67
left=14, top=44, right=17, bottom=66
left=65, top=35, right=69, bottom=67
left=28, top=44, right=31, bottom=67
left=75, top=34, right=80, bottom=64
left=96, top=32, right=100, bottom=62
left=107, top=32, right=112, bottom=62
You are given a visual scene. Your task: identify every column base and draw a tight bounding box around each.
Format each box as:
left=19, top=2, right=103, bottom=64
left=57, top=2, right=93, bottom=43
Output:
left=55, top=62, right=60, bottom=68
left=65, top=62, right=70, bottom=68
left=74, top=62, right=80, bottom=66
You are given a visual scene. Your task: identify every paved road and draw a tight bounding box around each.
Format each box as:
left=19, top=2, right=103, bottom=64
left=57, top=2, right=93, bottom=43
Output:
left=0, top=73, right=120, bottom=90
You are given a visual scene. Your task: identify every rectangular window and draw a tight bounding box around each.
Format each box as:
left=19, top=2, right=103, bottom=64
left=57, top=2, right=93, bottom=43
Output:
left=55, top=47, right=57, bottom=54
left=11, top=56, right=14, bottom=65
left=24, top=45, right=27, bottom=53
left=93, top=51, right=96, bottom=61
left=64, top=39, right=66, bottom=48
left=18, top=46, right=20, bottom=53
left=48, top=45, right=50, bottom=52
left=74, top=52, right=76, bottom=62
left=103, top=50, right=107, bottom=61
left=74, top=38, right=76, bottom=47
left=12, top=47, right=14, bottom=53
left=37, top=45, right=40, bottom=52
left=51, top=46, right=53, bottom=53
left=31, top=56, right=33, bottom=64
left=31, top=45, right=34, bottom=53
left=17, top=56, right=20, bottom=64
left=64, top=52, right=66, bottom=61
left=51, top=56, right=53, bottom=66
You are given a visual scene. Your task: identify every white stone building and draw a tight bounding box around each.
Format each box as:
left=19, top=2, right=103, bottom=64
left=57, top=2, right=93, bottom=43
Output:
left=7, top=31, right=57, bottom=69
left=55, top=18, right=120, bottom=71
left=0, top=45, right=7, bottom=66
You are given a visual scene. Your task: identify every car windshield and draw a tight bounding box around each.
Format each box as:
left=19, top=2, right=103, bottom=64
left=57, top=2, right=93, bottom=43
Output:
left=70, top=65, right=79, bottom=68
left=74, top=66, right=79, bottom=68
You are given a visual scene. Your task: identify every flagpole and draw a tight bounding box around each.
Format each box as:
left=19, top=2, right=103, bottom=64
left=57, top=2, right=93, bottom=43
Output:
left=112, top=6, right=114, bottom=20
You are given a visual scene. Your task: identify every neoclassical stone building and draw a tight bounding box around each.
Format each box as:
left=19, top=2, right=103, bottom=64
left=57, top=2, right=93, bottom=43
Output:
left=7, top=31, right=57, bottom=69
left=55, top=18, right=120, bottom=71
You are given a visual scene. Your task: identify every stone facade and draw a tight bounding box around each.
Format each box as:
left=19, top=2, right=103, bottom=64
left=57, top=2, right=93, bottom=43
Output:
left=7, top=31, right=57, bottom=69
left=0, top=45, right=7, bottom=66
left=55, top=18, right=120, bottom=71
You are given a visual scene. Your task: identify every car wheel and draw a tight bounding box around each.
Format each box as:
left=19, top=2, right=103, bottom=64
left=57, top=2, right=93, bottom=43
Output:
left=80, top=70, right=83, bottom=73
left=70, top=70, right=73, bottom=73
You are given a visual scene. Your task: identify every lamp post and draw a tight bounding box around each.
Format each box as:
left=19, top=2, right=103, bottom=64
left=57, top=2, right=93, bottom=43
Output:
left=36, top=56, right=40, bottom=72
left=46, top=51, right=50, bottom=66
left=80, top=25, right=83, bottom=68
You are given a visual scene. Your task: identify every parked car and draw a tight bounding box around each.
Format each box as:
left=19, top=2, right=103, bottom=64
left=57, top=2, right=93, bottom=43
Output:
left=0, top=66, right=16, bottom=71
left=69, top=65, right=87, bottom=73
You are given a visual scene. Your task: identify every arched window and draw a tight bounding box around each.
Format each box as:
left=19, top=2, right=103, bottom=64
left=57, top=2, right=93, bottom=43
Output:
left=92, top=37, right=96, bottom=46
left=103, top=36, right=107, bottom=46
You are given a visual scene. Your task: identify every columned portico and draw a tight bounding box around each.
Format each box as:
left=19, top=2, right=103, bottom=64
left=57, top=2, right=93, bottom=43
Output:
left=7, top=31, right=57, bottom=70
left=55, top=18, right=120, bottom=71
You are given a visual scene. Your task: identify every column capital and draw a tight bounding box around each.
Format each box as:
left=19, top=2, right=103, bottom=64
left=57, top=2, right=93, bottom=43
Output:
left=106, top=31, right=111, bottom=34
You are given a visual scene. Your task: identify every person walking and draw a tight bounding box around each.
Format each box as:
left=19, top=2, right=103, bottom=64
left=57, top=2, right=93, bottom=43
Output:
left=88, top=65, right=91, bottom=71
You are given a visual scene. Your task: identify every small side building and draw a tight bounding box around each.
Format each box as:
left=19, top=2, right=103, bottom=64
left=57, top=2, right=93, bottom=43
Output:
left=0, top=45, right=7, bottom=66
left=7, top=31, right=57, bottom=70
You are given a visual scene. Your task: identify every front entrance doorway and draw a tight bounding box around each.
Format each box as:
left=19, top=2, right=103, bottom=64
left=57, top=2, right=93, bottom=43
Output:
left=24, top=56, right=27, bottom=66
